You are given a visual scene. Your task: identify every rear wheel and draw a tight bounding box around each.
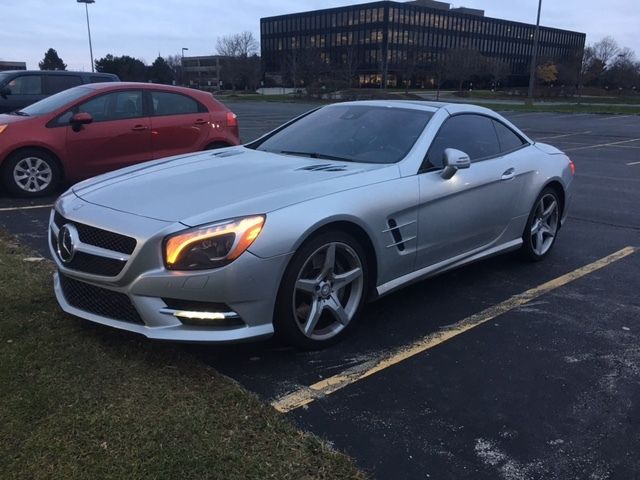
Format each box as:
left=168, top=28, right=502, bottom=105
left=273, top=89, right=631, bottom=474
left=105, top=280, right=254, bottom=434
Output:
left=275, top=231, right=368, bottom=349
left=521, top=187, right=561, bottom=261
left=2, top=149, right=61, bottom=197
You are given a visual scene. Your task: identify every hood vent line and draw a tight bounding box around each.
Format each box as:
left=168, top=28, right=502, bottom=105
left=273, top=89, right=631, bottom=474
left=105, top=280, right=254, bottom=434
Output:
left=296, top=164, right=348, bottom=172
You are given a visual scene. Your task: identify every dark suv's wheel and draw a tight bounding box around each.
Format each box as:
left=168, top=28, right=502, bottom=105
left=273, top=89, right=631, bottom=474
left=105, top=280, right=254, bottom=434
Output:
left=275, top=231, right=368, bottom=349
left=2, top=148, right=61, bottom=197
left=521, top=187, right=561, bottom=261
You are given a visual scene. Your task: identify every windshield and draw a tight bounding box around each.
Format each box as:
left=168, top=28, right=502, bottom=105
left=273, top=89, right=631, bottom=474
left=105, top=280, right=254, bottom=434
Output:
left=254, top=105, right=433, bottom=164
left=19, top=86, right=92, bottom=116
left=0, top=73, right=8, bottom=85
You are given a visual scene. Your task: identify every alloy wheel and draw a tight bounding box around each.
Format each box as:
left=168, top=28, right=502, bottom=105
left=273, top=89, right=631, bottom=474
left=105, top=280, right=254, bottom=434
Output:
left=13, top=156, right=53, bottom=193
left=530, top=193, right=559, bottom=256
left=292, top=242, right=364, bottom=341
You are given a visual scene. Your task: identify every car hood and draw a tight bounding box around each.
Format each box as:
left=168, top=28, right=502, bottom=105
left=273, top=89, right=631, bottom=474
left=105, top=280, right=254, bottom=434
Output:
left=0, top=113, right=37, bottom=126
left=72, top=147, right=398, bottom=225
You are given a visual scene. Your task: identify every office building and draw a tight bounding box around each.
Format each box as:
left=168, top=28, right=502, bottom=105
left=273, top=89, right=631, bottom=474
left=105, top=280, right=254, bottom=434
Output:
left=260, top=0, right=585, bottom=87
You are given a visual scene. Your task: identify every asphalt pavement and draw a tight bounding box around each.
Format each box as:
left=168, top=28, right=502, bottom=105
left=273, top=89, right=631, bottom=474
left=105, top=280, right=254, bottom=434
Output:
left=1, top=104, right=639, bottom=480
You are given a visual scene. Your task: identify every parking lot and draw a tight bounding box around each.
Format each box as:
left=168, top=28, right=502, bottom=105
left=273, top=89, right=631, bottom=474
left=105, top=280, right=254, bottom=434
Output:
left=1, top=104, right=639, bottom=479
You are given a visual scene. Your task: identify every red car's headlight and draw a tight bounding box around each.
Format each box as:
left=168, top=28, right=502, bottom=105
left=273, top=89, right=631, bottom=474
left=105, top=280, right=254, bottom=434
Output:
left=164, top=215, right=265, bottom=270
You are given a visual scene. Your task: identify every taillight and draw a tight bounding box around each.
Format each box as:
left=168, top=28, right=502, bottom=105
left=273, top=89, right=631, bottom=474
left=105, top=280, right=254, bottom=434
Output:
left=226, top=112, right=237, bottom=128
left=569, top=158, right=576, bottom=175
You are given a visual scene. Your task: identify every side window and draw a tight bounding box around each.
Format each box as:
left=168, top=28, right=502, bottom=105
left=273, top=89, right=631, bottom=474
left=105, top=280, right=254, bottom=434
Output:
left=46, top=75, right=83, bottom=94
left=493, top=120, right=526, bottom=153
left=112, top=91, right=144, bottom=119
left=6, top=75, right=43, bottom=95
left=71, top=90, right=143, bottom=122
left=77, top=94, right=111, bottom=121
left=424, top=114, right=501, bottom=169
left=151, top=91, right=200, bottom=116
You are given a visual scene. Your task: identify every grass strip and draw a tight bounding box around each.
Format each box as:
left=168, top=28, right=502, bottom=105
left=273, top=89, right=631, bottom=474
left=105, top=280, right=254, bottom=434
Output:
left=0, top=234, right=365, bottom=480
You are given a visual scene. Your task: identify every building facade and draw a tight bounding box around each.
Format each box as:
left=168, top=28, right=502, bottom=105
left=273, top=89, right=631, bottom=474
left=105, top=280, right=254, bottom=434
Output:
left=182, top=55, right=222, bottom=90
left=260, top=0, right=585, bottom=88
left=0, top=61, right=27, bottom=72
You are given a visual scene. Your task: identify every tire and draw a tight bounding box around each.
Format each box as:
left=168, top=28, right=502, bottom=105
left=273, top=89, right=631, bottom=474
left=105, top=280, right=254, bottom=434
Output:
left=521, top=187, right=561, bottom=262
left=2, top=148, right=61, bottom=197
left=274, top=230, right=369, bottom=349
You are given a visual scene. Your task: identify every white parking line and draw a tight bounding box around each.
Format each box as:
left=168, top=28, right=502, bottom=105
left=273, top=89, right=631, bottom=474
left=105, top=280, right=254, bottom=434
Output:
left=536, top=131, right=590, bottom=140
left=601, top=115, right=634, bottom=121
left=627, top=161, right=640, bottom=166
left=0, top=204, right=53, bottom=213
left=564, top=138, right=640, bottom=152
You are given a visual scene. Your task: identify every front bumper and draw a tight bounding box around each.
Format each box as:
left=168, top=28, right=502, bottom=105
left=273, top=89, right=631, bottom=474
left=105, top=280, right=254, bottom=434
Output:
left=50, top=195, right=291, bottom=343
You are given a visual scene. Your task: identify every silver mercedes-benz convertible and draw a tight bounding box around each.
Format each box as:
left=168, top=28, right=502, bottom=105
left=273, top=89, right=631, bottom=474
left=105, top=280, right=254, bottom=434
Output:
left=50, top=101, right=574, bottom=348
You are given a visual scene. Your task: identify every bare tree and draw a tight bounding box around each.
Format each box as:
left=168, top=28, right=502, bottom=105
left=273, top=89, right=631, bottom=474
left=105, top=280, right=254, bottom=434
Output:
left=486, top=57, right=510, bottom=89
left=216, top=31, right=259, bottom=57
left=216, top=32, right=260, bottom=91
left=593, top=36, right=620, bottom=68
left=442, top=48, right=487, bottom=92
left=338, top=44, right=360, bottom=88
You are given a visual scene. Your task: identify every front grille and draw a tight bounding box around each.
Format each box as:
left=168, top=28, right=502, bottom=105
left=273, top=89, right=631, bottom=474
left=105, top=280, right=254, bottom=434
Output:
left=66, top=252, right=126, bottom=276
left=51, top=231, right=126, bottom=277
left=54, top=212, right=136, bottom=255
left=59, top=274, right=143, bottom=325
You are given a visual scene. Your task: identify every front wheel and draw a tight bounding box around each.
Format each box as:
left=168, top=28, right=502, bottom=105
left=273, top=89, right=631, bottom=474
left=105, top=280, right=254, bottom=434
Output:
left=2, top=149, right=61, bottom=197
left=274, top=231, right=368, bottom=349
left=521, top=187, right=561, bottom=261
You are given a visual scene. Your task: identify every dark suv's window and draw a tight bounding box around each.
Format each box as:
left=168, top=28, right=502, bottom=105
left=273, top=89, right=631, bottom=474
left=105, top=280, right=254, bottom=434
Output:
left=493, top=120, right=526, bottom=153
left=424, top=114, right=501, bottom=169
left=90, top=75, right=114, bottom=83
left=151, top=91, right=200, bottom=116
left=46, top=75, right=83, bottom=94
left=6, top=75, right=43, bottom=95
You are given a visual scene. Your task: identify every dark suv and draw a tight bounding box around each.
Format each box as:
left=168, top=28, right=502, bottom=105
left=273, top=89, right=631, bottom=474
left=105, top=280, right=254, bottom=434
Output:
left=0, top=70, right=119, bottom=113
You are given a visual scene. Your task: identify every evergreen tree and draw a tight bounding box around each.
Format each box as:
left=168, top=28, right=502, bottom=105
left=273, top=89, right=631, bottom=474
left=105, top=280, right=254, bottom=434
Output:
left=39, top=48, right=67, bottom=71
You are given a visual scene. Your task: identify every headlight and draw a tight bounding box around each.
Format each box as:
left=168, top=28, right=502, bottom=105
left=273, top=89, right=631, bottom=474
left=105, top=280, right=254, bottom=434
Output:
left=0, top=125, right=8, bottom=134
left=164, top=215, right=265, bottom=270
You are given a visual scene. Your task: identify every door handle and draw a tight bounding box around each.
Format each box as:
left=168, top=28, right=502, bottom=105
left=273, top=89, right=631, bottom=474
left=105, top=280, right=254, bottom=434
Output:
left=501, top=168, right=515, bottom=180
left=194, top=119, right=208, bottom=125
left=131, top=125, right=148, bottom=131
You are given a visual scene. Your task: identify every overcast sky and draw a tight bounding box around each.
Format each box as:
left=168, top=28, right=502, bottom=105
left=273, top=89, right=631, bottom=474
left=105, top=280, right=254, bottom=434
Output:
left=1, top=0, right=638, bottom=70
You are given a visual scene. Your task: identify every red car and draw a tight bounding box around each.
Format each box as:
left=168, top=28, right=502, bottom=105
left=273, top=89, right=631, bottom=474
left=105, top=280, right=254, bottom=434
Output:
left=0, top=82, right=240, bottom=197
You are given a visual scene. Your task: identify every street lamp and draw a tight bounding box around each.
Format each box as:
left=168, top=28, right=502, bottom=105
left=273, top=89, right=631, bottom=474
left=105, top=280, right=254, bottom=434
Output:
left=526, top=0, right=542, bottom=104
left=77, top=0, right=95, bottom=72
left=181, top=47, right=189, bottom=85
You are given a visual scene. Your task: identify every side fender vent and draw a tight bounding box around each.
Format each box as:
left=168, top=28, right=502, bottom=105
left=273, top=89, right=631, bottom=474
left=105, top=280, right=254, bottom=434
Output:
left=387, top=219, right=405, bottom=252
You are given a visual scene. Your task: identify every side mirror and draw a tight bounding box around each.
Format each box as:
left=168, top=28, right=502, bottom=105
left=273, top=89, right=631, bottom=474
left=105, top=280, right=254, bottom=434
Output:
left=70, top=112, right=93, bottom=132
left=441, top=148, right=471, bottom=180
left=0, top=87, right=10, bottom=99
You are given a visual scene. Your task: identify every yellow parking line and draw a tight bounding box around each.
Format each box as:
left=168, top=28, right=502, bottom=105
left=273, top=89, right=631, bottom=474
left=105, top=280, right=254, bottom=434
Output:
left=272, top=246, right=637, bottom=413
left=0, top=204, right=53, bottom=213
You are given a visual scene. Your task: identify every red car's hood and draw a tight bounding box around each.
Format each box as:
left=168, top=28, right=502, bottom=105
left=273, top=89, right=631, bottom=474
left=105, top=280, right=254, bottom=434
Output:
left=0, top=113, right=37, bottom=125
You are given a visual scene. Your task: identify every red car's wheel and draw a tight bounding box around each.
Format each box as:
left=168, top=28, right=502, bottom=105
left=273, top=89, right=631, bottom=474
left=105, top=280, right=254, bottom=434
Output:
left=2, top=148, right=61, bottom=197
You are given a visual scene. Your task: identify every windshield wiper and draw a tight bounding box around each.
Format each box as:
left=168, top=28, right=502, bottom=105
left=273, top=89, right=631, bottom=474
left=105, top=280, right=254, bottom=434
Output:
left=9, top=110, right=29, bottom=116
left=278, top=150, right=354, bottom=162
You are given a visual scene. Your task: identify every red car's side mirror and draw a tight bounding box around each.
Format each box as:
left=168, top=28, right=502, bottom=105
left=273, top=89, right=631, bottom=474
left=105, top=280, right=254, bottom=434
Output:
left=70, top=112, right=93, bottom=132
left=71, top=112, right=93, bottom=125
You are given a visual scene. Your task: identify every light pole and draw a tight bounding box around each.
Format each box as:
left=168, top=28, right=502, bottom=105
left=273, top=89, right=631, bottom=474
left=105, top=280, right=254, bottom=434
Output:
left=526, top=0, right=542, bottom=104
left=181, top=47, right=189, bottom=86
left=77, top=0, right=95, bottom=72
